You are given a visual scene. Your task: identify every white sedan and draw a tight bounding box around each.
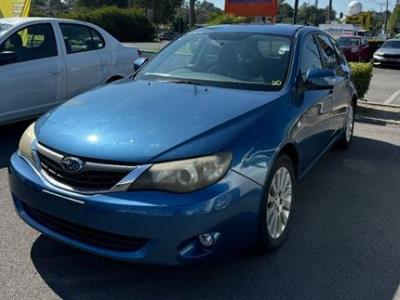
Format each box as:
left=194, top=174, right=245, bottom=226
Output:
left=0, top=17, right=140, bottom=125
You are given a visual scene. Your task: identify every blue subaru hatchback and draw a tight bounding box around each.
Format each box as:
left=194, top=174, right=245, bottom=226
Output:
left=9, top=25, right=356, bottom=265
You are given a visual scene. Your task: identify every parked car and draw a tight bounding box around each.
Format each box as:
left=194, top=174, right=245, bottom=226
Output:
left=9, top=25, right=357, bottom=265
left=158, top=30, right=178, bottom=41
left=0, top=17, right=140, bottom=125
left=372, top=39, right=400, bottom=67
left=337, top=36, right=370, bottom=62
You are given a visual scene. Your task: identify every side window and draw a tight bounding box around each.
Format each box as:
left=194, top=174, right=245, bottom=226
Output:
left=300, top=34, right=323, bottom=80
left=315, top=34, right=339, bottom=70
left=90, top=28, right=105, bottom=49
left=329, top=37, right=347, bottom=65
left=60, top=24, right=95, bottom=54
left=0, top=23, right=57, bottom=64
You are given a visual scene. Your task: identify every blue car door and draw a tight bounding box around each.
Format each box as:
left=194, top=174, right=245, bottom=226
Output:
left=293, top=33, right=335, bottom=173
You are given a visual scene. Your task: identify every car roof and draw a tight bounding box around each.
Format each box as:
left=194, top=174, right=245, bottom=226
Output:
left=193, top=24, right=305, bottom=37
left=0, top=17, right=93, bottom=27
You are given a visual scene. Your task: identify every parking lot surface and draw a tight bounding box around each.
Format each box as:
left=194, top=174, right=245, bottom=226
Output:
left=1, top=120, right=399, bottom=300
left=364, top=67, right=400, bottom=105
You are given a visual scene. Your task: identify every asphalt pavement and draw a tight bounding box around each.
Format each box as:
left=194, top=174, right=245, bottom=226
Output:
left=1, top=120, right=400, bottom=300
left=366, top=66, right=400, bottom=105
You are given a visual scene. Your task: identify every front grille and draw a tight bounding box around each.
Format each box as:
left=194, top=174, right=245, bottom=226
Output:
left=382, top=53, right=400, bottom=58
left=23, top=203, right=147, bottom=252
left=37, top=152, right=130, bottom=192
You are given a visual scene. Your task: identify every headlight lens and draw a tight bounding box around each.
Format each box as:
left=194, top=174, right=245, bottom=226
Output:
left=130, top=153, right=232, bottom=193
left=18, top=122, right=36, bottom=165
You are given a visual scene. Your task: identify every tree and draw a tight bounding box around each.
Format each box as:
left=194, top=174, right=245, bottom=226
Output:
left=196, top=1, right=222, bottom=24
left=277, top=0, right=294, bottom=23
left=388, top=5, right=400, bottom=34
left=76, top=0, right=128, bottom=8
left=131, top=0, right=183, bottom=24
left=297, top=3, right=336, bottom=26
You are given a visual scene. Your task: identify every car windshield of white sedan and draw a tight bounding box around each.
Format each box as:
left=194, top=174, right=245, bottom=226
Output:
left=0, top=24, right=12, bottom=36
left=382, top=41, right=400, bottom=49
left=136, top=32, right=292, bottom=91
left=338, top=38, right=360, bottom=47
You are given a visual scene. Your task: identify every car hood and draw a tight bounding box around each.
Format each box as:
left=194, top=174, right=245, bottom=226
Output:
left=36, top=80, right=279, bottom=163
left=375, top=48, right=400, bottom=55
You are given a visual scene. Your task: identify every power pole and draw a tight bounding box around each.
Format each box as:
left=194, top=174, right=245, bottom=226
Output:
left=189, top=0, right=195, bottom=29
left=327, top=0, right=333, bottom=23
left=293, top=0, right=299, bottom=24
left=384, top=0, right=389, bottom=34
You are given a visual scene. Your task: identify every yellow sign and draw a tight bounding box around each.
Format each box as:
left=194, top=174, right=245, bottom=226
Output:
left=0, top=0, right=31, bottom=18
left=346, top=12, right=372, bottom=29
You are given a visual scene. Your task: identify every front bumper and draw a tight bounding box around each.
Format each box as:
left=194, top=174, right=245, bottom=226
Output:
left=9, top=152, right=263, bottom=265
left=372, top=56, right=400, bottom=66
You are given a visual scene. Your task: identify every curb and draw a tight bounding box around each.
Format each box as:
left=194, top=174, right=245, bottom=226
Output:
left=356, top=101, right=400, bottom=126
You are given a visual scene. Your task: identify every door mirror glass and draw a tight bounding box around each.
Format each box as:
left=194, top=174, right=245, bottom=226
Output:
left=305, top=68, right=335, bottom=90
left=0, top=51, right=17, bottom=65
left=133, top=57, right=149, bottom=72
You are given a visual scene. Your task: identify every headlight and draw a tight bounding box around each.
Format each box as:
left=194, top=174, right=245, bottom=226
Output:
left=351, top=47, right=359, bottom=53
left=130, top=153, right=232, bottom=193
left=18, top=122, right=36, bottom=165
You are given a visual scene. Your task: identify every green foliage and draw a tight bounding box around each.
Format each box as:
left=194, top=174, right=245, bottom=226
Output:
left=296, top=3, right=336, bottom=25
left=131, top=0, right=183, bottom=24
left=76, top=0, right=128, bottom=8
left=349, top=63, right=373, bottom=99
left=388, top=5, right=400, bottom=34
left=61, top=6, right=156, bottom=41
left=277, top=2, right=294, bottom=23
left=208, top=13, right=251, bottom=25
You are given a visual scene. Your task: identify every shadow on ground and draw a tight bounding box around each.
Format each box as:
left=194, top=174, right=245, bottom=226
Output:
left=27, top=135, right=400, bottom=300
left=0, top=120, right=34, bottom=168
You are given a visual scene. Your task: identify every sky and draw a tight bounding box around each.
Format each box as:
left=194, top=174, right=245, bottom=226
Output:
left=209, top=0, right=398, bottom=15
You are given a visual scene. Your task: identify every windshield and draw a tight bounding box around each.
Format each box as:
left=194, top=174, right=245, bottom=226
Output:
left=337, top=38, right=360, bottom=47
left=0, top=23, right=12, bottom=37
left=136, top=32, right=292, bottom=91
left=382, top=40, right=400, bottom=49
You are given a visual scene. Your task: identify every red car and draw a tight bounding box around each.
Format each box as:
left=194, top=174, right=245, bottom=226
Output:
left=337, top=36, right=371, bottom=62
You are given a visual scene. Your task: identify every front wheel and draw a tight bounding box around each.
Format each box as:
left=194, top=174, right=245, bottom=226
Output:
left=336, top=102, right=355, bottom=149
left=257, top=154, right=296, bottom=253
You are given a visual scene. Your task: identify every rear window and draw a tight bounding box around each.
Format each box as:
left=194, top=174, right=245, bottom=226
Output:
left=337, top=38, right=360, bottom=47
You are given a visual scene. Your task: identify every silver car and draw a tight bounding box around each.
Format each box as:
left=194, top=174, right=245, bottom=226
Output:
left=372, top=39, right=400, bottom=67
left=0, top=17, right=140, bottom=125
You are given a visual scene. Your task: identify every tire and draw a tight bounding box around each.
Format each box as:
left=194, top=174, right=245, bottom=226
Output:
left=336, top=101, right=355, bottom=149
left=257, top=154, right=296, bottom=253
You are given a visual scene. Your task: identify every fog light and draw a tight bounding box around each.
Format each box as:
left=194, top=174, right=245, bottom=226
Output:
left=198, top=233, right=214, bottom=248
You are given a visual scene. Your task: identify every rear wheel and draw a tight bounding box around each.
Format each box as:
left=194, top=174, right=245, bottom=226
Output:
left=336, top=101, right=355, bottom=149
left=257, top=154, right=296, bottom=253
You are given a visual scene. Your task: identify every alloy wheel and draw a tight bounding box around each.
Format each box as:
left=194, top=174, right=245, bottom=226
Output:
left=266, top=167, right=293, bottom=239
left=346, top=105, right=354, bottom=142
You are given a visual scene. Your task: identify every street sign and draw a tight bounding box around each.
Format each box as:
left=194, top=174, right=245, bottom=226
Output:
left=345, top=12, right=372, bottom=29
left=0, top=0, right=31, bottom=18
left=225, top=0, right=278, bottom=17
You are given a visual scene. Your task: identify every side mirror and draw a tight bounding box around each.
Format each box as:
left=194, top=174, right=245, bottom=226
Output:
left=0, top=51, right=17, bottom=66
left=133, top=57, right=149, bottom=72
left=305, top=68, right=335, bottom=90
